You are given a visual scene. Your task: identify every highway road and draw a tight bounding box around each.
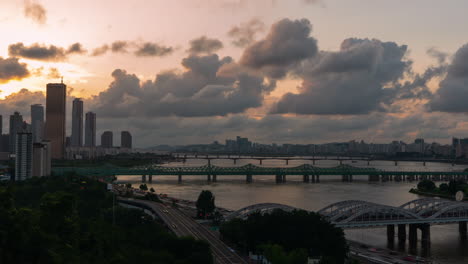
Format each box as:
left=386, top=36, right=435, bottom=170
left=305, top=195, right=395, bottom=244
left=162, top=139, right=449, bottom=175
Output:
left=122, top=198, right=246, bottom=264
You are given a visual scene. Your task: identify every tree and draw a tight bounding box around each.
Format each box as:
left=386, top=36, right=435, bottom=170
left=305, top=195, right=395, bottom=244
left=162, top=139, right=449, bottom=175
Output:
left=139, top=184, right=148, bottom=191
left=417, top=180, right=436, bottom=191
left=150, top=187, right=155, bottom=193
left=125, top=183, right=132, bottom=189
left=196, top=190, right=215, bottom=218
left=439, top=183, right=449, bottom=193
left=260, top=244, right=308, bottom=264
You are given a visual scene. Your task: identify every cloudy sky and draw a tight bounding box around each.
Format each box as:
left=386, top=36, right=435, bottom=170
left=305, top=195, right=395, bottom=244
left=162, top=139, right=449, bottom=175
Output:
left=2, top=0, right=468, bottom=147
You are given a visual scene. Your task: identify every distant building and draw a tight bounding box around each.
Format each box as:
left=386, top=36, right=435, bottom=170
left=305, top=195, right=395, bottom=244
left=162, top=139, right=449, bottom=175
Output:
left=9, top=112, right=23, bottom=153
left=15, top=132, right=33, bottom=181
left=31, top=104, right=44, bottom=143
left=121, top=131, right=132, bottom=149
left=84, top=112, right=96, bottom=147
left=0, top=134, right=9, bottom=152
left=0, top=115, right=2, bottom=135
left=45, top=82, right=66, bottom=159
left=32, top=141, right=51, bottom=177
left=101, top=131, right=113, bottom=148
left=71, top=98, right=83, bottom=147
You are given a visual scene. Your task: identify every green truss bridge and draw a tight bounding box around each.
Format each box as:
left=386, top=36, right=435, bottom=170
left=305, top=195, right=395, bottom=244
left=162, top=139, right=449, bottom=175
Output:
left=52, top=164, right=468, bottom=183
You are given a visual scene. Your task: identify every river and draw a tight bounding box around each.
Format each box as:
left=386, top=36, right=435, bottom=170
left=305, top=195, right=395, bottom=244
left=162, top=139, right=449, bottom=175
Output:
left=117, top=158, right=468, bottom=264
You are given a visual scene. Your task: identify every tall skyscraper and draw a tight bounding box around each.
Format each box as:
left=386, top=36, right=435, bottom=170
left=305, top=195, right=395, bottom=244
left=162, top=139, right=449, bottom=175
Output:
left=85, top=112, right=96, bottom=147
left=45, top=82, right=66, bottom=159
left=9, top=112, right=23, bottom=153
left=101, top=131, right=113, bottom=148
left=121, top=131, right=132, bottom=149
left=71, top=98, right=83, bottom=147
left=31, top=104, right=44, bottom=143
left=15, top=132, right=33, bottom=181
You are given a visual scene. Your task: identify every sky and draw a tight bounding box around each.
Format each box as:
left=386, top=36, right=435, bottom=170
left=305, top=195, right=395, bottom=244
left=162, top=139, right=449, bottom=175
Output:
left=1, top=0, right=468, bottom=147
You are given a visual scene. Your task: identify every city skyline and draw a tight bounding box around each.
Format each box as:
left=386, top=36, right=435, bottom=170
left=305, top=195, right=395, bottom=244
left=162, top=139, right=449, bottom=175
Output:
left=3, top=1, right=468, bottom=147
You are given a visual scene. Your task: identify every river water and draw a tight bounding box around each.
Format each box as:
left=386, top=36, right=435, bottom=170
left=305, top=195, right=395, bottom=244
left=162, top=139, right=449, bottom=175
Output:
left=117, top=158, right=468, bottom=264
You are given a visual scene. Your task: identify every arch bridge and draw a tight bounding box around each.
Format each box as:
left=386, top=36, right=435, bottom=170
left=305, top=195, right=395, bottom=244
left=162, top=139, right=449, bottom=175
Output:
left=225, top=198, right=468, bottom=244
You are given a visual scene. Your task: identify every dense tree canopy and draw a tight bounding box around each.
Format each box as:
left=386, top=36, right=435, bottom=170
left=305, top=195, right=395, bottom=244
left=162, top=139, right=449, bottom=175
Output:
left=0, top=176, right=212, bottom=264
left=220, top=209, right=348, bottom=263
left=417, top=179, right=436, bottom=191
left=196, top=190, right=215, bottom=218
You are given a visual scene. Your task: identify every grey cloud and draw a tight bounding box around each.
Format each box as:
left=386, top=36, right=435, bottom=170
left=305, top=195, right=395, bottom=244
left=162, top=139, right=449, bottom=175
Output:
left=430, top=43, right=468, bottom=112
left=47, top=67, right=61, bottom=79
left=91, top=45, right=109, bottom=56
left=427, top=47, right=449, bottom=65
left=9, top=42, right=88, bottom=61
left=0, top=57, right=30, bottom=83
left=89, top=54, right=272, bottom=117
left=228, top=18, right=265, bottom=47
left=66, top=42, right=87, bottom=55
left=135, top=42, right=173, bottom=57
left=188, top=36, right=223, bottom=55
left=24, top=0, right=46, bottom=25
left=271, top=38, right=412, bottom=115
left=240, top=18, right=318, bottom=78
left=111, top=41, right=130, bottom=53
left=0, top=89, right=45, bottom=118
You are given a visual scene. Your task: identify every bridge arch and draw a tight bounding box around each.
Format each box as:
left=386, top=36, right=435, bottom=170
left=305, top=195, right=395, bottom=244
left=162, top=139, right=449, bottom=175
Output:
left=318, top=200, right=378, bottom=219
left=428, top=203, right=468, bottom=220
left=224, top=203, right=297, bottom=221
left=339, top=205, right=423, bottom=225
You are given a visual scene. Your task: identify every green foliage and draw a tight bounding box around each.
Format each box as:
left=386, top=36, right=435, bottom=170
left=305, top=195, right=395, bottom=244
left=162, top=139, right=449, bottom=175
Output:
left=220, top=209, right=348, bottom=263
left=150, top=187, right=155, bottom=193
left=196, top=190, right=215, bottom=218
left=139, top=183, right=148, bottom=191
left=448, top=180, right=467, bottom=195
left=125, top=183, right=132, bottom=189
left=260, top=244, right=308, bottom=264
left=439, top=183, right=449, bottom=193
left=0, top=176, right=212, bottom=264
left=417, top=180, right=436, bottom=191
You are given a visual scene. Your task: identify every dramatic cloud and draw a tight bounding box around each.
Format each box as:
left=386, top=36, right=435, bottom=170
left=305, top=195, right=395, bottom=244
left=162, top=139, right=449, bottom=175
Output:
left=8, top=42, right=89, bottom=61
left=187, top=36, right=223, bottom=55
left=23, top=0, right=47, bottom=25
left=0, top=57, right=30, bottom=83
left=89, top=54, right=274, bottom=117
left=271, top=38, right=413, bottom=115
left=0, top=88, right=45, bottom=116
left=135, top=42, right=173, bottom=57
left=47, top=67, right=61, bottom=79
left=228, top=18, right=265, bottom=47
left=430, top=43, right=468, bottom=112
left=240, top=18, right=318, bottom=78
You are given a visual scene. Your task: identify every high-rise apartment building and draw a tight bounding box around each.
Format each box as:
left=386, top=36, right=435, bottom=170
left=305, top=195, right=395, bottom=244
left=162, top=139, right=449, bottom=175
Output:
left=45, top=83, right=66, bottom=159
left=9, top=112, right=23, bottom=153
left=31, top=104, right=44, bottom=143
left=121, top=131, right=132, bottom=149
left=32, top=140, right=51, bottom=177
left=15, top=132, right=33, bottom=181
left=85, top=112, right=96, bottom=147
left=101, top=131, right=113, bottom=148
left=71, top=98, right=83, bottom=147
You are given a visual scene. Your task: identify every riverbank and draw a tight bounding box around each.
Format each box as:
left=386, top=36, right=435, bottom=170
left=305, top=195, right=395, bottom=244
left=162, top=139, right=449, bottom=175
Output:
left=409, top=188, right=458, bottom=200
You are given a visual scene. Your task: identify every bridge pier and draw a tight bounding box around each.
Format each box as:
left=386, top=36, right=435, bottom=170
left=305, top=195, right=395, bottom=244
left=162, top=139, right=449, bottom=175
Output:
left=394, top=161, right=398, bottom=166
left=303, top=175, right=310, bottom=183
left=459, top=221, right=467, bottom=238
left=142, top=175, right=147, bottom=183
left=316, top=175, right=320, bottom=183
left=368, top=175, right=379, bottom=182
left=246, top=174, right=252, bottom=183
left=282, top=175, right=287, bottom=182
left=233, top=159, right=237, bottom=165
left=387, top=225, right=395, bottom=242
left=275, top=174, right=285, bottom=184
left=212, top=174, right=217, bottom=182
left=420, top=224, right=430, bottom=243
left=311, top=175, right=316, bottom=183
left=367, top=160, right=370, bottom=166
left=398, top=224, right=406, bottom=242
left=286, top=159, right=289, bottom=165
left=148, top=175, right=153, bottom=183
left=409, top=224, right=417, bottom=243
left=312, top=159, right=316, bottom=165
left=259, top=159, right=263, bottom=165
left=178, top=174, right=182, bottom=183
left=207, top=174, right=212, bottom=182
left=339, top=160, right=343, bottom=165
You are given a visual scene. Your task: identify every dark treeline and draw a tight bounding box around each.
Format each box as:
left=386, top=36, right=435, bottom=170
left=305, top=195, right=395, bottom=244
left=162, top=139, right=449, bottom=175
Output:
left=0, top=176, right=212, bottom=264
left=416, top=179, right=468, bottom=196
left=220, top=209, right=348, bottom=264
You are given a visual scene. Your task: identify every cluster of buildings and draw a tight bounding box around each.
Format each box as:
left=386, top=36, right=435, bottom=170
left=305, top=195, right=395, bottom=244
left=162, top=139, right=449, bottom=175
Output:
left=172, top=137, right=458, bottom=158
left=0, top=82, right=133, bottom=181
